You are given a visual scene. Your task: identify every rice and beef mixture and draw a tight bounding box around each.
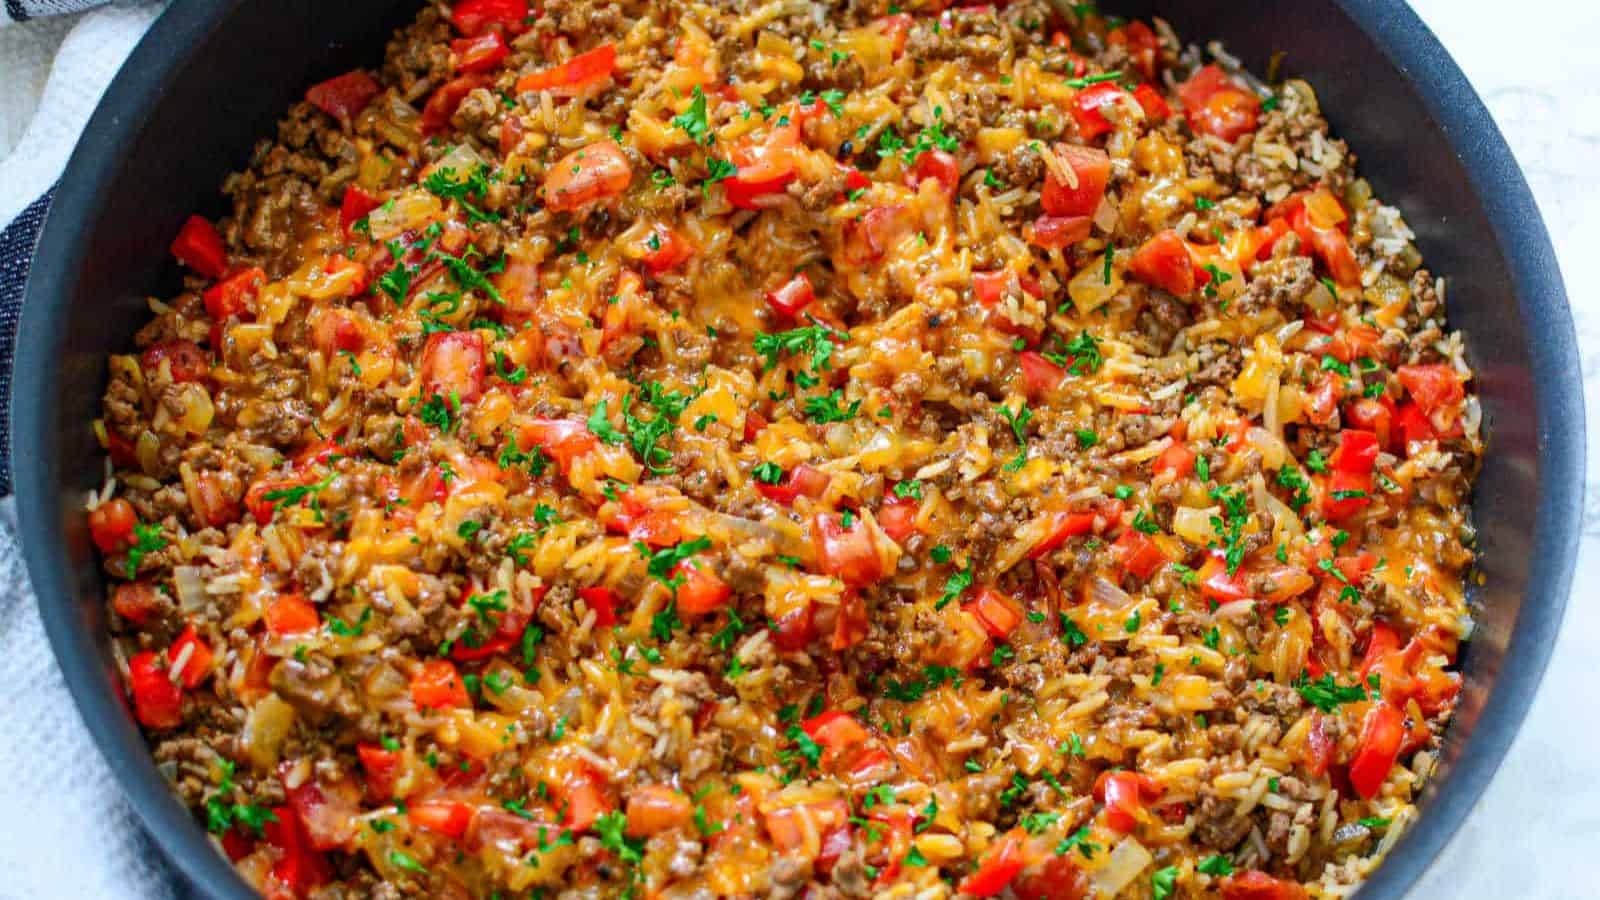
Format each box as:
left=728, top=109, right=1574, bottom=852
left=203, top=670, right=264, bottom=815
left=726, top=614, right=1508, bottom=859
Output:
left=88, top=1, right=1482, bottom=897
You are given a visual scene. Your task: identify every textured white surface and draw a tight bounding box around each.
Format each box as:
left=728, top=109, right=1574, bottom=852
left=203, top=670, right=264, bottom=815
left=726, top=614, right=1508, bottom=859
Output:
left=0, top=1, right=1595, bottom=897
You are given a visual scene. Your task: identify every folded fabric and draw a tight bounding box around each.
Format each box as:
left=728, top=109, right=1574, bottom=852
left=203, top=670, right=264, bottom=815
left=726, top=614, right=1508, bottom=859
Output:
left=3, top=0, right=108, bottom=24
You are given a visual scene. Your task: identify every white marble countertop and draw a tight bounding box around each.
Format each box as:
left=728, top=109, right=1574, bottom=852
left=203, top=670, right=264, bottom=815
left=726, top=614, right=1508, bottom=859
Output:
left=1, top=1, right=1597, bottom=896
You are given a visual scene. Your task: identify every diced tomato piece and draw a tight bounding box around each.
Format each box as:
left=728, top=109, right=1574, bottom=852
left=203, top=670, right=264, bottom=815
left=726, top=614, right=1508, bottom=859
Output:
left=640, top=225, right=693, bottom=274
left=973, top=270, right=1009, bottom=307
left=264, top=593, right=321, bottom=636
left=280, top=770, right=362, bottom=852
left=724, top=122, right=801, bottom=210
left=770, top=602, right=817, bottom=652
left=909, top=149, right=960, bottom=193
left=560, top=769, right=611, bottom=831
left=802, top=710, right=870, bottom=758
left=452, top=31, right=509, bottom=74
left=1153, top=441, right=1196, bottom=478
left=1111, top=528, right=1169, bottom=580
left=1306, top=224, right=1361, bottom=286
left=1220, top=871, right=1310, bottom=900
left=1304, top=712, right=1336, bottom=777
left=1349, top=702, right=1405, bottom=799
left=420, top=331, right=487, bottom=403
left=877, top=496, right=920, bottom=544
left=1344, top=397, right=1394, bottom=449
left=111, top=582, right=162, bottom=625
left=673, top=558, right=731, bottom=615
left=88, top=497, right=138, bottom=554
left=127, top=651, right=183, bottom=729
left=810, top=511, right=885, bottom=588
left=958, top=831, right=1025, bottom=897
left=846, top=203, right=915, bottom=263
left=1303, top=373, right=1340, bottom=426
left=450, top=0, right=529, bottom=36
left=1396, top=364, right=1464, bottom=414
left=1041, top=144, right=1111, bottom=218
left=169, top=625, right=214, bottom=689
left=410, top=659, right=470, bottom=710
left=1197, top=552, right=1250, bottom=602
left=515, top=43, right=618, bottom=95
left=261, top=803, right=333, bottom=897
left=518, top=418, right=600, bottom=474
left=1178, top=65, right=1261, bottom=141
left=356, top=744, right=401, bottom=801
left=543, top=139, right=633, bottom=212
left=1094, top=770, right=1161, bottom=833
left=964, top=587, right=1023, bottom=638
left=1013, top=853, right=1091, bottom=900
left=1329, top=429, right=1380, bottom=476
left=421, top=74, right=489, bottom=135
left=1393, top=401, right=1436, bottom=452
left=765, top=272, right=815, bottom=318
left=1019, top=351, right=1068, bottom=397
left=1129, top=230, right=1196, bottom=295
left=1029, top=511, right=1096, bottom=559
left=1320, top=468, right=1372, bottom=521
left=1131, top=82, right=1170, bottom=119
left=1107, top=20, right=1161, bottom=80
left=873, top=13, right=914, bottom=57
left=625, top=785, right=693, bottom=837
left=170, top=215, right=227, bottom=279
left=203, top=267, right=264, bottom=322
left=408, top=800, right=476, bottom=840
left=1070, top=82, right=1129, bottom=140
left=832, top=591, right=870, bottom=651
left=142, top=339, right=209, bottom=384
left=1029, top=214, right=1093, bottom=249
left=577, top=586, right=620, bottom=627
left=305, top=70, right=381, bottom=120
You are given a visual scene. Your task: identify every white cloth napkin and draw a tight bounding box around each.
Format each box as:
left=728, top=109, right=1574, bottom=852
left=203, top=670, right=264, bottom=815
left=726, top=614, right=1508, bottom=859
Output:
left=0, top=7, right=173, bottom=898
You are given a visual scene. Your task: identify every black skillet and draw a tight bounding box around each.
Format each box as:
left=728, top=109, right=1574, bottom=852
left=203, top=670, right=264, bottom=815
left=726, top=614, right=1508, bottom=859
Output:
left=11, top=0, right=1583, bottom=895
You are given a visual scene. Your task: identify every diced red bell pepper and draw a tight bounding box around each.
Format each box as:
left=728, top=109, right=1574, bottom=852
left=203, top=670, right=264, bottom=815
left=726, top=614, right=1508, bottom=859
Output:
left=909, top=149, right=960, bottom=193
left=1394, top=401, right=1436, bottom=451
left=810, top=511, right=885, bottom=588
left=305, top=71, right=381, bottom=120
left=832, top=591, right=870, bottom=651
left=450, top=0, right=530, bottom=37
left=356, top=743, right=401, bottom=801
left=1303, top=712, right=1336, bottom=777
left=408, top=799, right=477, bottom=839
left=410, top=659, right=470, bottom=709
left=1397, top=363, right=1464, bottom=414
left=1128, top=229, right=1197, bottom=296
left=1111, top=528, right=1169, bottom=580
left=203, top=267, right=264, bottom=322
left=170, top=215, right=228, bottom=279
left=337, top=185, right=381, bottom=235
left=452, top=31, right=509, bottom=74
left=1041, top=144, right=1111, bottom=218
left=1029, top=510, right=1096, bottom=559
left=127, top=651, right=184, bottom=729
left=877, top=496, right=920, bottom=544
left=88, top=497, right=138, bottom=554
left=964, top=587, right=1023, bottom=638
left=515, top=43, right=618, bottom=95
left=169, top=625, right=214, bottom=689
left=765, top=272, right=815, bottom=318
left=264, top=593, right=321, bottom=636
left=1305, top=222, right=1361, bottom=287
left=261, top=803, right=333, bottom=897
left=1132, top=82, right=1171, bottom=119
left=1197, top=552, right=1250, bottom=603
left=1349, top=701, right=1405, bottom=799
left=673, top=558, right=731, bottom=615
left=543, top=139, right=633, bottom=212
left=1329, top=429, right=1380, bottom=476
left=624, top=784, right=694, bottom=837
left=1093, top=770, right=1161, bottom=833
left=420, top=330, right=487, bottom=403
left=1178, top=64, right=1261, bottom=141
left=802, top=710, right=869, bottom=756
left=958, top=831, right=1025, bottom=897
left=1153, top=441, right=1196, bottom=478
left=577, top=586, right=620, bottom=627
left=559, top=768, right=612, bottom=831
left=1029, top=214, right=1093, bottom=249
left=1070, top=82, right=1130, bottom=140
left=1220, top=871, right=1310, bottom=900
left=1013, top=853, right=1091, bottom=900
left=1019, top=351, right=1068, bottom=397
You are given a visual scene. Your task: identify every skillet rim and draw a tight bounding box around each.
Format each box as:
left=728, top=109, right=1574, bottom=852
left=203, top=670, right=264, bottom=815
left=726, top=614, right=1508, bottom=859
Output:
left=12, top=0, right=1582, bottom=896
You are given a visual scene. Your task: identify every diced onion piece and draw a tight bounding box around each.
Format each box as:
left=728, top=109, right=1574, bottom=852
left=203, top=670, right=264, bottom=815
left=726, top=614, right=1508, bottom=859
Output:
left=243, top=694, right=296, bottom=769
left=173, top=566, right=208, bottom=613
left=1089, top=836, right=1153, bottom=896
left=1068, top=261, right=1123, bottom=314
left=1172, top=505, right=1222, bottom=545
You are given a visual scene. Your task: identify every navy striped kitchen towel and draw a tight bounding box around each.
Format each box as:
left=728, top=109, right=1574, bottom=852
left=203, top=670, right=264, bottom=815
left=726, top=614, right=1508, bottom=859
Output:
left=3, top=0, right=105, bottom=22
left=0, top=190, right=51, bottom=495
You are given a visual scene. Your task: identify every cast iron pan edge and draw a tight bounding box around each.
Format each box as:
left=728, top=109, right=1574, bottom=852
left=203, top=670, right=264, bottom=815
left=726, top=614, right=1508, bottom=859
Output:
left=12, top=0, right=1582, bottom=897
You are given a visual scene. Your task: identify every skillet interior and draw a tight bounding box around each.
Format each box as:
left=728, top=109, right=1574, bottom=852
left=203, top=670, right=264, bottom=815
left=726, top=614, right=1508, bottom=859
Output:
left=13, top=1, right=1581, bottom=896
